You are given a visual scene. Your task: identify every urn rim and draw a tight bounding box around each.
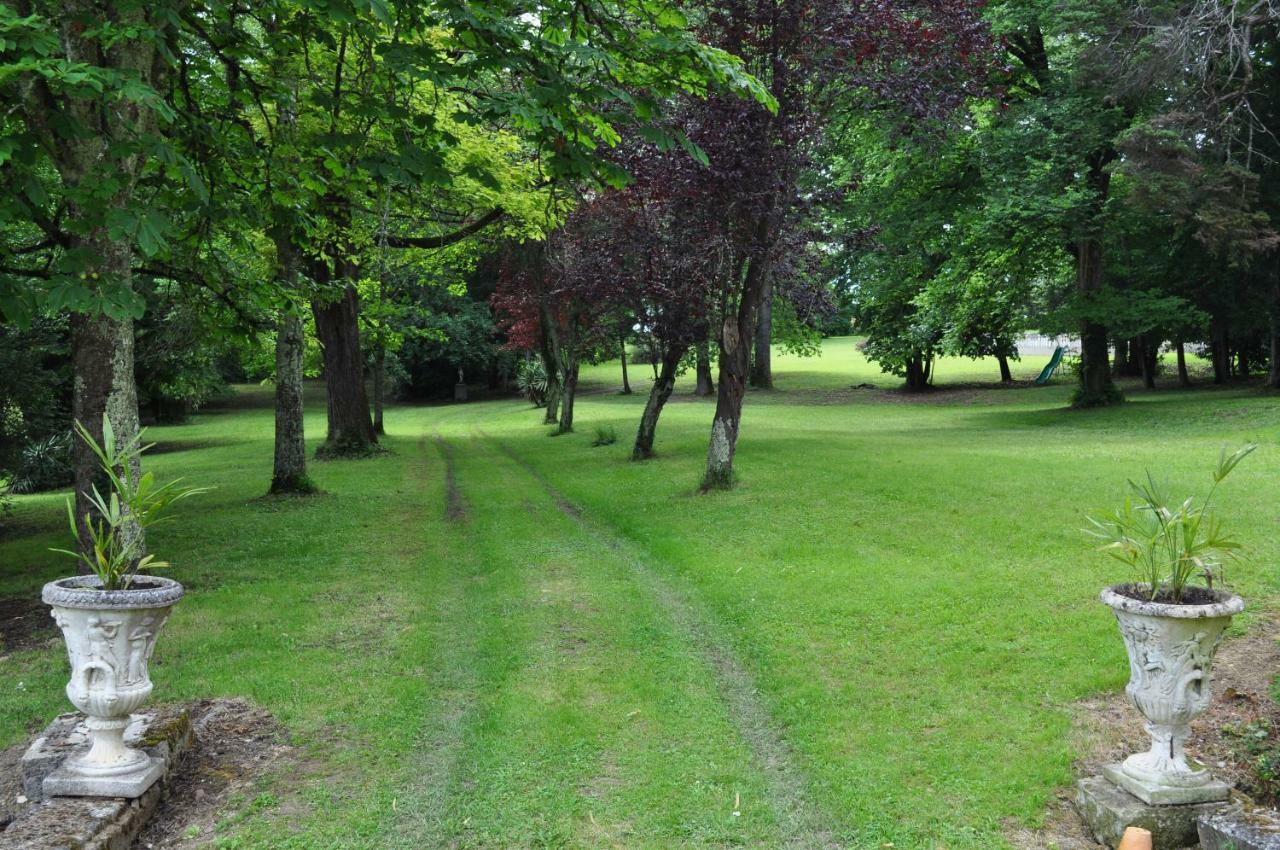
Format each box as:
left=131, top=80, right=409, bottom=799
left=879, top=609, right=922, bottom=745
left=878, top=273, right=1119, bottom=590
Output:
left=1100, top=583, right=1244, bottom=620
left=42, top=575, right=185, bottom=610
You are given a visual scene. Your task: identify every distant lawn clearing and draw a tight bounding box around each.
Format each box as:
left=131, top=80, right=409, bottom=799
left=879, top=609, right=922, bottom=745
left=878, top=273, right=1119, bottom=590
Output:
left=1, top=336, right=1275, bottom=849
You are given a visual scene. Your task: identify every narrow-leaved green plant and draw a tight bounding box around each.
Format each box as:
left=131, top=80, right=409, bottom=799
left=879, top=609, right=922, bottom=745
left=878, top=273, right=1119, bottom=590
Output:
left=52, top=416, right=207, bottom=590
left=1085, top=444, right=1256, bottom=603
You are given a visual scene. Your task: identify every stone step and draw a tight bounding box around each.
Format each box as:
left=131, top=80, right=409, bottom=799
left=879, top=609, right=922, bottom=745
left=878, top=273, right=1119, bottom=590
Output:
left=3, top=708, right=191, bottom=850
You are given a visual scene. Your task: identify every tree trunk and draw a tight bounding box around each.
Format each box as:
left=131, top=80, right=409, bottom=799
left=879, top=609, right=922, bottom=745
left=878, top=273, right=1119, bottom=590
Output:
left=311, top=281, right=377, bottom=456
left=1176, top=340, right=1191, bottom=387
left=535, top=302, right=561, bottom=423
left=1238, top=347, right=1251, bottom=379
left=997, top=353, right=1012, bottom=383
left=36, top=5, right=173, bottom=561
left=904, top=351, right=931, bottom=391
left=1073, top=152, right=1121, bottom=408
left=619, top=333, right=632, bottom=395
left=372, top=342, right=386, bottom=435
left=1211, top=322, right=1230, bottom=384
left=1074, top=238, right=1119, bottom=406
left=633, top=343, right=689, bottom=460
left=750, top=275, right=773, bottom=389
left=704, top=252, right=768, bottom=490
left=270, top=311, right=312, bottom=494
left=557, top=360, right=580, bottom=434
left=1138, top=335, right=1155, bottom=389
left=71, top=302, right=142, bottom=560
left=1112, top=337, right=1129, bottom=377
left=1270, top=315, right=1280, bottom=389
left=695, top=341, right=714, bottom=396
left=543, top=374, right=562, bottom=423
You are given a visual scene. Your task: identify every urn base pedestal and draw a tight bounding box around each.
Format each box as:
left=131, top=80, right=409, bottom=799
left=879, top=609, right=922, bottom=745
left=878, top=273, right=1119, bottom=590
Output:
left=1103, top=761, right=1233, bottom=806
left=1076, top=775, right=1240, bottom=850
left=42, top=753, right=165, bottom=798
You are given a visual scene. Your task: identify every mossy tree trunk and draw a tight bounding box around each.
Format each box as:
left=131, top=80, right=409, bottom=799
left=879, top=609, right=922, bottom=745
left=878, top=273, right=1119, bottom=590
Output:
left=704, top=250, right=769, bottom=490
left=270, top=310, right=313, bottom=494
left=38, top=2, right=175, bottom=560
left=71, top=306, right=142, bottom=559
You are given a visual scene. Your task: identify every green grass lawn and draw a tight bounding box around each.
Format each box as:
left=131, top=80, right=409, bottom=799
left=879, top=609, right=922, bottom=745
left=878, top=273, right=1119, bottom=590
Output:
left=1, top=336, right=1275, bottom=849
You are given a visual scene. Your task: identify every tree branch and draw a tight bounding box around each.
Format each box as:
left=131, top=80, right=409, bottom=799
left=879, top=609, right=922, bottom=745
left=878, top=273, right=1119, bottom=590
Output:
left=384, top=207, right=506, bottom=249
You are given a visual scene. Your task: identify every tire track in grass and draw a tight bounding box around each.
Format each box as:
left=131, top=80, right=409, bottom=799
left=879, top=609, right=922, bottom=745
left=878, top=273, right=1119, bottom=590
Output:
left=482, top=431, right=838, bottom=850
left=435, top=433, right=467, bottom=523
left=386, top=434, right=481, bottom=847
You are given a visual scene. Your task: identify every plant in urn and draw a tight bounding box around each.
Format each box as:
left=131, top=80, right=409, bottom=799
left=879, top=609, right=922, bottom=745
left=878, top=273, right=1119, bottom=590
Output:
left=43, top=417, right=204, bottom=797
left=1086, top=445, right=1254, bottom=805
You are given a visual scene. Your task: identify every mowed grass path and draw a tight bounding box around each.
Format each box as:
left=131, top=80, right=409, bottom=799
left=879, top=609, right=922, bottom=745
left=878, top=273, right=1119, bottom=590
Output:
left=1, top=337, right=1277, bottom=848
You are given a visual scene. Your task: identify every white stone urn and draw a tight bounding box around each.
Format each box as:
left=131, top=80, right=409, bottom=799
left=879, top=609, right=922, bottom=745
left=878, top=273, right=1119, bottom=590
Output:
left=41, top=575, right=184, bottom=797
left=1101, top=583, right=1243, bottom=805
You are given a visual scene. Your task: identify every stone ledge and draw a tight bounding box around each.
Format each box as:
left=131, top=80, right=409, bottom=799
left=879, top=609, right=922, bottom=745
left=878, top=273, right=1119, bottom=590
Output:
left=1075, top=775, right=1241, bottom=849
left=20, top=707, right=191, bottom=803
left=1199, top=804, right=1280, bottom=850
left=4, top=707, right=191, bottom=850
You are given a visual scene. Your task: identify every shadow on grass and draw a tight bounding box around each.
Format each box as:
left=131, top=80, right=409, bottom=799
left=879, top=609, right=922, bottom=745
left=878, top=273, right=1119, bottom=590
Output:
left=146, top=438, right=244, bottom=456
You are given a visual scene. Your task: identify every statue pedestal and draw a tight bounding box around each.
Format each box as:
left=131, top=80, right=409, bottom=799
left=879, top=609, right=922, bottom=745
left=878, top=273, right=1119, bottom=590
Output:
left=1076, top=775, right=1240, bottom=849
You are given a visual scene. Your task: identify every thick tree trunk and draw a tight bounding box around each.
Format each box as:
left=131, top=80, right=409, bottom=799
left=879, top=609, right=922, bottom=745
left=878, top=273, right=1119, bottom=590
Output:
left=38, top=5, right=172, bottom=561
left=633, top=343, right=689, bottom=460
left=270, top=311, right=312, bottom=494
left=557, top=361, right=580, bottom=434
left=71, top=299, right=142, bottom=560
left=1211, top=322, right=1230, bottom=384
left=1176, top=340, right=1191, bottom=387
left=312, top=282, right=377, bottom=456
left=1238, top=347, right=1251, bottom=379
left=1074, top=238, right=1120, bottom=407
left=1073, top=152, right=1121, bottom=408
left=997, top=353, right=1013, bottom=383
left=904, top=351, right=932, bottom=391
left=619, top=333, right=632, bottom=395
left=750, top=276, right=773, bottom=389
left=695, top=341, right=714, bottom=396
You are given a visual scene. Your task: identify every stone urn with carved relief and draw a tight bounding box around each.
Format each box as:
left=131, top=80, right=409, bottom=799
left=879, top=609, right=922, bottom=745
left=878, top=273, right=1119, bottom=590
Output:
left=41, top=575, right=184, bottom=797
left=1100, top=584, right=1243, bottom=806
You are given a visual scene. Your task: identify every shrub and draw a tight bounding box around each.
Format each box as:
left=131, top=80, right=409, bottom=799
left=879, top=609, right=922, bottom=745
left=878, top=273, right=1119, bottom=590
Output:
left=11, top=432, right=73, bottom=494
left=590, top=424, right=617, bottom=447
left=516, top=359, right=548, bottom=406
